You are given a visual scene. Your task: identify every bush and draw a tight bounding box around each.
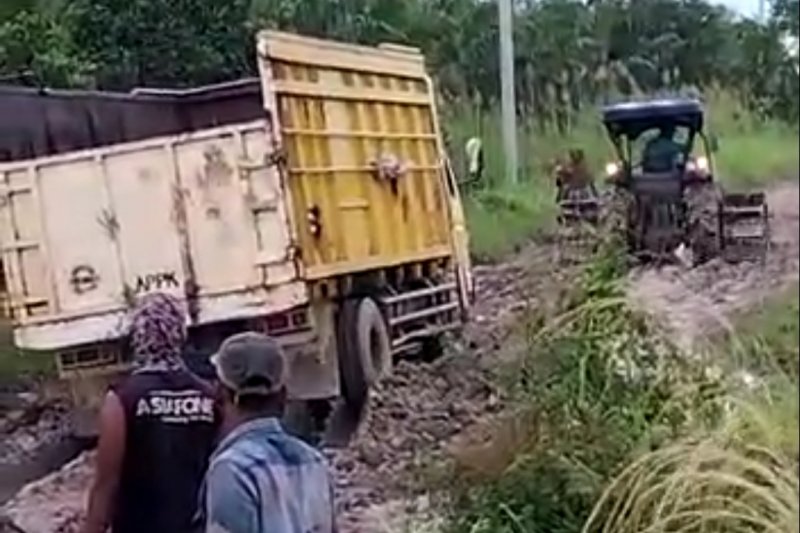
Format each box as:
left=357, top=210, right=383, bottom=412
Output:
left=445, top=248, right=725, bottom=532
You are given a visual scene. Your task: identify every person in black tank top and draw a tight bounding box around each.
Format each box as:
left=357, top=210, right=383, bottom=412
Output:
left=83, top=293, right=219, bottom=533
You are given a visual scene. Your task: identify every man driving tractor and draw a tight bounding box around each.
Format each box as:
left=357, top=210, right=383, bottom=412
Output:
left=641, top=124, right=683, bottom=172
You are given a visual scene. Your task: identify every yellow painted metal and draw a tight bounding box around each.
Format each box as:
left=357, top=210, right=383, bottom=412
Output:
left=257, top=31, right=454, bottom=280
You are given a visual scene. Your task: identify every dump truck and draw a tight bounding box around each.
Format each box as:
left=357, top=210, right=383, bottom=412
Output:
left=0, top=31, right=473, bottom=442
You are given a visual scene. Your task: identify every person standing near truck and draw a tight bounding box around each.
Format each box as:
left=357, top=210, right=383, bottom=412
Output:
left=201, top=332, right=335, bottom=533
left=83, top=292, right=218, bottom=533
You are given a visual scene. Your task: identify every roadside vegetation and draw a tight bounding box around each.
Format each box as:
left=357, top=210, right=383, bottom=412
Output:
left=439, top=245, right=798, bottom=532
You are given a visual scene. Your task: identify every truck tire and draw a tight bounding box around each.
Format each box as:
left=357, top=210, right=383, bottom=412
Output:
left=323, top=297, right=391, bottom=447
left=685, top=182, right=722, bottom=265
left=337, top=297, right=391, bottom=407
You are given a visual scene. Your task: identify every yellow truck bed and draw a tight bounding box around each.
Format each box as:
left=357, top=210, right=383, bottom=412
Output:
left=257, top=31, right=455, bottom=280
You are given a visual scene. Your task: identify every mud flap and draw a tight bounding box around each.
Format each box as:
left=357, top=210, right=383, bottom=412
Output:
left=719, top=192, right=770, bottom=262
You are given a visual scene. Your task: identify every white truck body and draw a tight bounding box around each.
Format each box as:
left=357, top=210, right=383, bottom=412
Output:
left=0, top=120, right=305, bottom=351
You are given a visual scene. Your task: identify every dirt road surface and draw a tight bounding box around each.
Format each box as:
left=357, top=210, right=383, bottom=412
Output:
left=627, top=181, right=799, bottom=351
left=1, top=179, right=797, bottom=533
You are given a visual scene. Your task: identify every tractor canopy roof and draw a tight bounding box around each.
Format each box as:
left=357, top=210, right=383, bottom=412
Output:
left=602, top=98, right=704, bottom=139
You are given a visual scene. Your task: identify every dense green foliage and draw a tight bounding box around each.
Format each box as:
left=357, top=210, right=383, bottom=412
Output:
left=1, top=0, right=798, bottom=124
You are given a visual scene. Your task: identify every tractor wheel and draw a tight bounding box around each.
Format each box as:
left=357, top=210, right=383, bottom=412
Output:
left=324, top=297, right=391, bottom=447
left=685, top=182, right=722, bottom=265
left=598, top=186, right=633, bottom=250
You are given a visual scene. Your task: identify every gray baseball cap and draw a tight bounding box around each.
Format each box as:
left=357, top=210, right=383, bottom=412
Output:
left=211, top=332, right=287, bottom=396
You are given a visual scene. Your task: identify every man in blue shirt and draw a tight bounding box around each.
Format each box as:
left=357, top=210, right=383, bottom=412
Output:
left=202, top=332, right=335, bottom=533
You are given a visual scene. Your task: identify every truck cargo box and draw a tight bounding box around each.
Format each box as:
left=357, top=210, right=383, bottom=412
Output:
left=0, top=119, right=304, bottom=351
left=0, top=31, right=471, bottom=356
left=0, top=31, right=472, bottom=442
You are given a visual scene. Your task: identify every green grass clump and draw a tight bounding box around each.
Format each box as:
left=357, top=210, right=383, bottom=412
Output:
left=462, top=184, right=556, bottom=261
left=705, top=92, right=800, bottom=189
left=0, top=321, right=56, bottom=385
left=584, top=280, right=800, bottom=533
left=726, top=283, right=799, bottom=378
left=583, top=434, right=798, bottom=533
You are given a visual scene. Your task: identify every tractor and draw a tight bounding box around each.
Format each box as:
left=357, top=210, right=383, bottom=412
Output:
left=557, top=98, right=770, bottom=264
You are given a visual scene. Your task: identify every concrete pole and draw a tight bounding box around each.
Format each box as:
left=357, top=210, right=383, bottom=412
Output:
left=498, top=0, right=518, bottom=185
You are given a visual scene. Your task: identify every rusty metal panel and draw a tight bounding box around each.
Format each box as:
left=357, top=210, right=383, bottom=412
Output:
left=257, top=31, right=454, bottom=280
left=175, top=123, right=294, bottom=296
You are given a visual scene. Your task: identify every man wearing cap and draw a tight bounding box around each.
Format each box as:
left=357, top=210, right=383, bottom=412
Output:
left=202, top=332, right=335, bottom=533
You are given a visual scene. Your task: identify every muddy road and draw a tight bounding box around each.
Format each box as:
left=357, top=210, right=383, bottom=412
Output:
left=627, top=181, right=799, bottom=351
left=1, top=179, right=797, bottom=533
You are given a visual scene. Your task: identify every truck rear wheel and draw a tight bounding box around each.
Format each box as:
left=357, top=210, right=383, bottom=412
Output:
left=338, top=297, right=391, bottom=405
left=325, top=297, right=391, bottom=446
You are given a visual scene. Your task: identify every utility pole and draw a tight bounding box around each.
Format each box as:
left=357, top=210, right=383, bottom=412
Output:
left=498, top=0, right=518, bottom=185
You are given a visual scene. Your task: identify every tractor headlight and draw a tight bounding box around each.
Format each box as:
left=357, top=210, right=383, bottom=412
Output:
left=687, top=156, right=709, bottom=175
left=605, top=162, right=620, bottom=177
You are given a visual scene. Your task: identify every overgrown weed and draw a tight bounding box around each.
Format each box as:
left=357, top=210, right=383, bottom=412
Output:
left=443, top=244, right=799, bottom=532
left=444, top=246, right=728, bottom=532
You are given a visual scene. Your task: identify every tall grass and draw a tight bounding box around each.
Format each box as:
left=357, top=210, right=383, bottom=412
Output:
left=584, top=364, right=799, bottom=533
left=583, top=435, right=798, bottom=533
left=445, top=91, right=800, bottom=260
left=441, top=251, right=799, bottom=533
left=443, top=247, right=726, bottom=532
left=580, top=284, right=799, bottom=533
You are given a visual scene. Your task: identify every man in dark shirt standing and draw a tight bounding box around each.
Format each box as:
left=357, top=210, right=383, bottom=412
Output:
left=83, top=292, right=218, bottom=533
